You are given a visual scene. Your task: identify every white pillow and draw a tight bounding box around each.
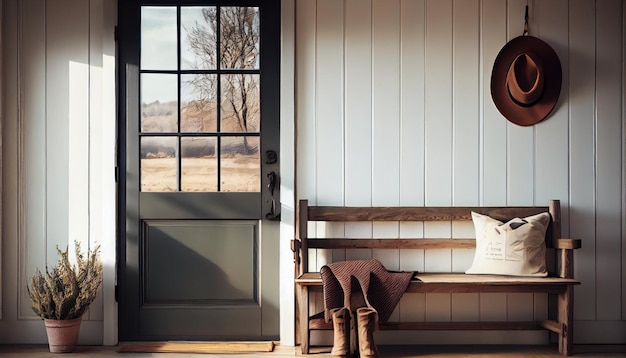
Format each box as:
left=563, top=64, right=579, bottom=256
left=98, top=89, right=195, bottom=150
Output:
left=466, top=211, right=550, bottom=277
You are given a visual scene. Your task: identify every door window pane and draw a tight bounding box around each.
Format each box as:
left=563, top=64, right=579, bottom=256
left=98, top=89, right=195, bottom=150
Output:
left=220, top=7, right=260, bottom=69
left=141, top=137, right=179, bottom=192
left=182, top=137, right=217, bottom=192
left=221, top=74, right=260, bottom=133
left=181, top=7, right=217, bottom=70
left=142, top=73, right=178, bottom=132
left=221, top=136, right=259, bottom=192
left=181, top=74, right=217, bottom=133
left=141, top=7, right=177, bottom=70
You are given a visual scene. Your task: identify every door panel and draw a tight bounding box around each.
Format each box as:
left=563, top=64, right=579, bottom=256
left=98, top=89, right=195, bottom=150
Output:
left=143, top=220, right=258, bottom=303
left=139, top=220, right=261, bottom=338
left=118, top=0, right=279, bottom=341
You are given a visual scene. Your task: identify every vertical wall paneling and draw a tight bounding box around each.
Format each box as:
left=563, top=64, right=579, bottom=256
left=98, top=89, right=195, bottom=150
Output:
left=534, top=0, right=570, bottom=206
left=481, top=0, right=507, bottom=205
left=424, top=0, right=452, bottom=272
left=372, top=0, right=400, bottom=207
left=398, top=223, right=425, bottom=322
left=451, top=0, right=480, bottom=322
left=478, top=0, right=509, bottom=326
left=295, top=0, right=317, bottom=272
left=531, top=6, right=569, bottom=331
left=400, top=0, right=425, bottom=207
left=424, top=0, right=452, bottom=207
left=315, top=0, right=344, bottom=271
left=595, top=0, right=623, bottom=321
left=66, top=0, right=91, bottom=321
left=20, top=0, right=46, bottom=319
left=479, top=292, right=507, bottom=321
left=398, top=0, right=426, bottom=321
left=45, top=1, right=72, bottom=258
left=452, top=0, right=480, bottom=207
left=345, top=0, right=372, bottom=207
left=295, top=0, right=316, bottom=202
left=506, top=0, right=535, bottom=206
left=344, top=0, right=373, bottom=263
left=372, top=0, right=400, bottom=270
left=100, top=0, right=118, bottom=344
left=568, top=0, right=596, bottom=321
left=452, top=293, right=479, bottom=322
left=88, top=0, right=116, bottom=322
left=502, top=0, right=552, bottom=321
left=89, top=0, right=105, bottom=322
left=424, top=0, right=453, bottom=322
left=315, top=0, right=344, bottom=207
left=88, top=0, right=103, bottom=322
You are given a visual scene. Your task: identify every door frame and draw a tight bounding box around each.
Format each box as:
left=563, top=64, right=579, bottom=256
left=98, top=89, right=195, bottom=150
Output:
left=276, top=0, right=296, bottom=346
left=116, top=0, right=283, bottom=341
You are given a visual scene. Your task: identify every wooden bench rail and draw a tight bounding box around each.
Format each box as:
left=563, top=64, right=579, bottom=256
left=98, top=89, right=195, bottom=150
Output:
left=304, top=238, right=476, bottom=249
left=297, top=238, right=582, bottom=250
left=308, top=316, right=562, bottom=333
left=293, top=199, right=581, bottom=356
left=298, top=238, right=583, bottom=251
left=307, top=205, right=551, bottom=222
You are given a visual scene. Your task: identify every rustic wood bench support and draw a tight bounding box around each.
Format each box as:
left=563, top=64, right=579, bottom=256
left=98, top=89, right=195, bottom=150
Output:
left=292, top=199, right=581, bottom=356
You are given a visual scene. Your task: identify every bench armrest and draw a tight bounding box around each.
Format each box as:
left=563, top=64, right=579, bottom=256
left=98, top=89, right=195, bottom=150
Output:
left=555, top=239, right=581, bottom=250
left=555, top=239, right=581, bottom=279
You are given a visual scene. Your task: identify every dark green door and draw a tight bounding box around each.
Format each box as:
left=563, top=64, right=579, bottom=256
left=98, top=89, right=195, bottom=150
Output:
left=117, top=0, right=280, bottom=341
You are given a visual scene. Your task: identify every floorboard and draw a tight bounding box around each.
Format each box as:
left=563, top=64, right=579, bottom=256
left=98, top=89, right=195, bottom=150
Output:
left=0, top=344, right=624, bottom=357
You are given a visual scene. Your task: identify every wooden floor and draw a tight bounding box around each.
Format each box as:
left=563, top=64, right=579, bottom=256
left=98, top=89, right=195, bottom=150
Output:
left=0, top=344, right=624, bottom=357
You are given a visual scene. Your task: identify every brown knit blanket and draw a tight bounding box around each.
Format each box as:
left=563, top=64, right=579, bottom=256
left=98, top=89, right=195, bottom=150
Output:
left=320, top=259, right=414, bottom=322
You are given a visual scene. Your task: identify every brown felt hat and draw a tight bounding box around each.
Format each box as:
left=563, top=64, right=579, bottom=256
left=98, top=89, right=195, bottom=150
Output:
left=490, top=35, right=562, bottom=126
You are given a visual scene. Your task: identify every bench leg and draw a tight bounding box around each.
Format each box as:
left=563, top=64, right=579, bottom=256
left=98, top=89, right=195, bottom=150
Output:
left=558, top=286, right=574, bottom=355
left=296, top=284, right=310, bottom=354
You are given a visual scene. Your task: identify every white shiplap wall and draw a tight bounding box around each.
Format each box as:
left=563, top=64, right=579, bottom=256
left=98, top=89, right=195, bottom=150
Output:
left=0, top=0, right=116, bottom=344
left=295, top=0, right=625, bottom=344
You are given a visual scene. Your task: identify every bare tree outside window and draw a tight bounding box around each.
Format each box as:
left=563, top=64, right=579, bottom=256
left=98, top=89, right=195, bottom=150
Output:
left=183, top=7, right=260, bottom=155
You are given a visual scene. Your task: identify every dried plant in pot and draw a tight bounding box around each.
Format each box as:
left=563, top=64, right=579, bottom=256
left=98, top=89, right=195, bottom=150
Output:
left=27, top=241, right=103, bottom=353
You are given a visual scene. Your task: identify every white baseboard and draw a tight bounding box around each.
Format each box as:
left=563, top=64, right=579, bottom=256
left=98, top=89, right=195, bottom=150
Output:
left=575, top=321, right=626, bottom=344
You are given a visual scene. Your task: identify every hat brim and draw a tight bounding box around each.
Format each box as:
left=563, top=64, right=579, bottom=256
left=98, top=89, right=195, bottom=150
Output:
left=490, top=36, right=562, bottom=126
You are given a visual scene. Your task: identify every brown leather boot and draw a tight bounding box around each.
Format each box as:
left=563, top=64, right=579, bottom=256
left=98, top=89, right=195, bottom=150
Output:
left=357, top=307, right=379, bottom=358
left=330, top=307, right=351, bottom=356
left=349, top=310, right=358, bottom=356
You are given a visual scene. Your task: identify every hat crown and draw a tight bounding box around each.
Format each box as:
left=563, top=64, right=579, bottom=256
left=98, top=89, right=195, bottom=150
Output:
left=506, top=53, right=544, bottom=106
left=490, top=35, right=562, bottom=126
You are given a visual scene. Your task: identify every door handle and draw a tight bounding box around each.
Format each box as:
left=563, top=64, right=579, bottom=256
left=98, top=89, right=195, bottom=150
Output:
left=266, top=171, right=281, bottom=221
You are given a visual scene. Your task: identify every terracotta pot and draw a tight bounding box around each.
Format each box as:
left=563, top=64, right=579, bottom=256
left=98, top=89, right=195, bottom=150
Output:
left=44, top=316, right=82, bottom=353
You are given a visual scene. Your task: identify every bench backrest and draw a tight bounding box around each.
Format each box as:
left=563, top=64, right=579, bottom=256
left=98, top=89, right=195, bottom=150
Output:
left=295, top=199, right=561, bottom=277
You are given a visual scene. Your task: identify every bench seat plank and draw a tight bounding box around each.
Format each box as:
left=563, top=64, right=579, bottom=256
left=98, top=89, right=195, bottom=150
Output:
left=297, top=272, right=579, bottom=294
left=296, top=272, right=580, bottom=286
left=415, top=273, right=580, bottom=284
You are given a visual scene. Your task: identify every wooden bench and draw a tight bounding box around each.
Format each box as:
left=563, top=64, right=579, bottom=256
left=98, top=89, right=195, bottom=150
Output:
left=292, top=199, right=581, bottom=356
